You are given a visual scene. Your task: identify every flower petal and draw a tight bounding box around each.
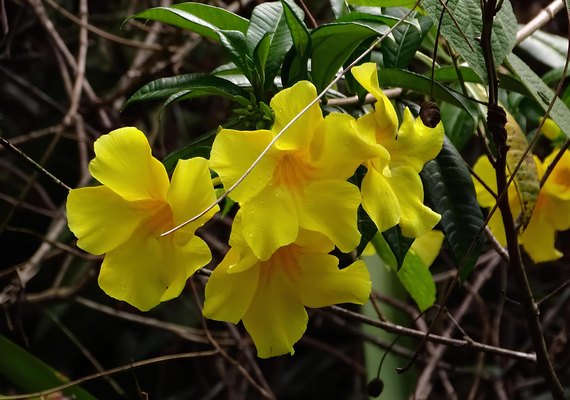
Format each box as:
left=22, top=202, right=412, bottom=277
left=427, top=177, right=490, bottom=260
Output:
left=242, top=268, right=307, bottom=358
left=390, top=166, right=441, bottom=238
left=167, top=157, right=219, bottom=234
left=202, top=248, right=260, bottom=323
left=161, top=235, right=212, bottom=301
left=361, top=165, right=401, bottom=233
left=98, top=227, right=211, bottom=311
left=297, top=256, right=370, bottom=308
left=351, top=63, right=398, bottom=139
left=66, top=186, right=145, bottom=255
left=310, top=112, right=383, bottom=180
left=411, top=230, right=444, bottom=267
left=298, top=180, right=362, bottom=253
left=271, top=81, right=323, bottom=151
left=543, top=149, right=570, bottom=200
left=472, top=156, right=498, bottom=208
left=384, top=108, right=444, bottom=172
left=210, top=128, right=276, bottom=203
left=295, top=229, right=335, bottom=254
left=89, top=127, right=169, bottom=202
left=241, top=186, right=299, bottom=261
left=544, top=196, right=570, bottom=231
left=520, top=210, right=562, bottom=263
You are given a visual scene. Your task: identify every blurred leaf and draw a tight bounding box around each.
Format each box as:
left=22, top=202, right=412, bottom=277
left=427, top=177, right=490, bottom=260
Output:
left=422, top=0, right=517, bottom=83
left=0, top=334, right=97, bottom=399
left=311, top=21, right=390, bottom=91
left=377, top=68, right=478, bottom=121
left=517, top=30, right=569, bottom=69
left=128, top=3, right=248, bottom=41
left=381, top=225, right=415, bottom=270
left=421, top=137, right=484, bottom=282
left=440, top=100, right=476, bottom=150
left=396, top=250, right=436, bottom=311
left=506, top=53, right=570, bottom=139
left=124, top=74, right=250, bottom=108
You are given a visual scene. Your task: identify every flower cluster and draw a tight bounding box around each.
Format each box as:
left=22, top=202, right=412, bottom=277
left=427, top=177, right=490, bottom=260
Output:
left=473, top=149, right=570, bottom=263
left=66, top=63, right=444, bottom=358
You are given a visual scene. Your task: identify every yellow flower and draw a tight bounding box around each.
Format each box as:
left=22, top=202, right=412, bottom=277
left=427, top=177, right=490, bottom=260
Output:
left=202, top=212, right=371, bottom=358
left=540, top=118, right=562, bottom=141
left=351, top=63, right=444, bottom=238
left=66, top=127, right=219, bottom=311
left=472, top=150, right=570, bottom=262
left=210, top=81, right=380, bottom=260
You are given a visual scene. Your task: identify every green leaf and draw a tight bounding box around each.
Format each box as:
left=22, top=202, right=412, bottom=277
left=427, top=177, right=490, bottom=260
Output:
left=381, top=225, right=415, bottom=270
left=356, top=206, right=378, bottom=256
left=253, top=32, right=273, bottom=85
left=124, top=74, right=250, bottom=109
left=505, top=53, right=570, bottom=140
left=381, top=9, right=432, bottom=68
left=311, top=21, right=389, bottom=91
left=330, top=0, right=351, bottom=18
left=128, top=3, right=248, bottom=41
left=283, top=0, right=310, bottom=59
left=397, top=250, right=436, bottom=311
left=347, top=0, right=418, bottom=7
left=422, top=0, right=517, bottom=83
left=421, top=137, right=485, bottom=282
left=0, top=334, right=97, bottom=399
left=433, top=66, right=532, bottom=97
left=218, top=30, right=255, bottom=83
left=247, top=1, right=305, bottom=91
left=377, top=68, right=478, bottom=121
left=335, top=11, right=400, bottom=27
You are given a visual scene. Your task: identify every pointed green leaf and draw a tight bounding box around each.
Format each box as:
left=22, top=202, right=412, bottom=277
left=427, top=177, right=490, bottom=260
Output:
left=247, top=1, right=305, bottom=91
left=124, top=74, right=250, bottom=108
left=421, top=137, right=485, bottom=282
left=283, top=0, right=310, bottom=58
left=218, top=29, right=255, bottom=83
left=382, top=225, right=415, bottom=270
left=397, top=250, right=436, bottom=311
left=356, top=206, right=378, bottom=256
left=128, top=3, right=248, bottom=40
left=433, top=66, right=532, bottom=96
left=422, top=0, right=517, bottom=83
left=381, top=9, right=432, bottom=68
left=440, top=100, right=477, bottom=150
left=311, top=21, right=389, bottom=91
left=0, top=334, right=97, bottom=399
left=505, top=53, right=570, bottom=140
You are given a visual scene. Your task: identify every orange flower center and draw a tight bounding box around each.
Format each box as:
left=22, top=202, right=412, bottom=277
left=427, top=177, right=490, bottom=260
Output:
left=273, top=151, right=313, bottom=192
left=260, top=244, right=302, bottom=282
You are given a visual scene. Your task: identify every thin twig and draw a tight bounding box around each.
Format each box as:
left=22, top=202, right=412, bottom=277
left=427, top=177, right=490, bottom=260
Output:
left=327, top=306, right=536, bottom=362
left=516, top=0, right=565, bottom=44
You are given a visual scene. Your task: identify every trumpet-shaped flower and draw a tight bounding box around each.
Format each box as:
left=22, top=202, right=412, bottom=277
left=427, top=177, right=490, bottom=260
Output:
left=351, top=63, right=444, bottom=238
left=210, top=81, right=381, bottom=260
left=66, top=127, right=219, bottom=311
left=202, top=213, right=371, bottom=358
left=473, top=150, right=570, bottom=262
